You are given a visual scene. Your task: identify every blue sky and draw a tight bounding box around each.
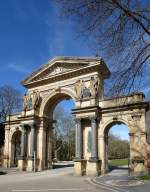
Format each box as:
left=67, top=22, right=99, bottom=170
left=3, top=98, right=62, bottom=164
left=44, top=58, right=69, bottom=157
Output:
left=0, top=0, right=149, bottom=97
left=0, top=0, right=92, bottom=93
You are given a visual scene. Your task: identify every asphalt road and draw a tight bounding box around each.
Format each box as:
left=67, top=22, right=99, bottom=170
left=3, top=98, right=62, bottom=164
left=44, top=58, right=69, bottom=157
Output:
left=0, top=166, right=108, bottom=192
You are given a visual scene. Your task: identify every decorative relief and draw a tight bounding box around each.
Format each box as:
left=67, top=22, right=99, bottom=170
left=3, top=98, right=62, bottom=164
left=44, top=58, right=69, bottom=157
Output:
left=131, top=114, right=142, bottom=121
left=74, top=79, right=84, bottom=99
left=40, top=90, right=51, bottom=98
left=89, top=76, right=100, bottom=98
left=23, top=90, right=41, bottom=112
left=74, top=76, right=100, bottom=100
left=30, top=63, right=87, bottom=83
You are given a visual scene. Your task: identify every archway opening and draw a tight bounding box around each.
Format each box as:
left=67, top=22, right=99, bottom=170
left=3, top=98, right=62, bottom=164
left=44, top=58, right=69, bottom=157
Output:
left=53, top=99, right=75, bottom=167
left=11, top=130, right=21, bottom=167
left=105, top=122, right=129, bottom=173
left=43, top=93, right=75, bottom=169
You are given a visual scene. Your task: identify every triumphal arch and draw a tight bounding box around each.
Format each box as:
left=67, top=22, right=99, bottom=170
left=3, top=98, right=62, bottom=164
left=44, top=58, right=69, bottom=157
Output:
left=3, top=57, right=150, bottom=176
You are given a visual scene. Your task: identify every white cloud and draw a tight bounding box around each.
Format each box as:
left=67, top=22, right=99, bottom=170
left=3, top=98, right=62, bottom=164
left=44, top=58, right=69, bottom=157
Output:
left=44, top=2, right=71, bottom=57
left=8, top=63, right=29, bottom=73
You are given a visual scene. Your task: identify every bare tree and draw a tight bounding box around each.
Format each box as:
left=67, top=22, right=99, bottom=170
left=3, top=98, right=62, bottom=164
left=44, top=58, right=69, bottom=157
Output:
left=53, top=105, right=75, bottom=161
left=57, top=0, right=150, bottom=96
left=0, top=85, right=22, bottom=123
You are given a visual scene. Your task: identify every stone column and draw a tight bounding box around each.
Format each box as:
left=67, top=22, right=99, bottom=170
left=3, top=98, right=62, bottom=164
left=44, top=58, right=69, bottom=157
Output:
left=90, top=117, right=98, bottom=160
left=18, top=124, right=27, bottom=170
left=20, top=125, right=26, bottom=158
left=47, top=121, right=53, bottom=169
left=75, top=118, right=82, bottom=159
left=86, top=117, right=101, bottom=176
left=74, top=118, right=86, bottom=176
left=3, top=127, right=10, bottom=168
left=38, top=120, right=46, bottom=171
left=28, top=123, right=36, bottom=171
left=30, top=123, right=36, bottom=159
left=99, top=135, right=106, bottom=174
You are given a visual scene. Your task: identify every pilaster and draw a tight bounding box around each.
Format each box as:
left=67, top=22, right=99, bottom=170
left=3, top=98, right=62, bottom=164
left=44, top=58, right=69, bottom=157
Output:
left=18, top=124, right=27, bottom=171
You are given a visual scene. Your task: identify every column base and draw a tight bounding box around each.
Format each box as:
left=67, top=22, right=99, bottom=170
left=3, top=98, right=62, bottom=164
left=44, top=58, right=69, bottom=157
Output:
left=131, top=160, right=148, bottom=176
left=26, top=159, right=34, bottom=171
left=38, top=159, right=45, bottom=171
left=18, top=159, right=26, bottom=171
left=74, top=159, right=87, bottom=176
left=86, top=159, right=101, bottom=176
left=3, top=158, right=9, bottom=168
left=26, top=157, right=40, bottom=172
left=3, top=155, right=9, bottom=168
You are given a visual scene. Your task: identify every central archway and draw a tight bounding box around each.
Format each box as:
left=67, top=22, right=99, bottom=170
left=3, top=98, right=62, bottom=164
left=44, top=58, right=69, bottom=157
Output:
left=37, top=90, right=76, bottom=170
left=40, top=88, right=76, bottom=118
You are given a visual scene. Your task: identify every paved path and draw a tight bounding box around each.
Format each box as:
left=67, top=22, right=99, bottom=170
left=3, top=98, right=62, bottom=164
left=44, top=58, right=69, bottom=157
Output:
left=94, top=167, right=150, bottom=192
left=0, top=166, right=107, bottom=192
left=0, top=165, right=150, bottom=192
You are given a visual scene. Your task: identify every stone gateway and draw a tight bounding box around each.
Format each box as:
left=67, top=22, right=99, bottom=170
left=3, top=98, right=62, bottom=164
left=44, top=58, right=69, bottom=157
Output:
left=3, top=57, right=150, bottom=176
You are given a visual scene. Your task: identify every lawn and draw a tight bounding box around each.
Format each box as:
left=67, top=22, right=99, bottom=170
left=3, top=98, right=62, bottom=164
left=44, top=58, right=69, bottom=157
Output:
left=109, top=159, right=128, bottom=166
left=138, top=175, right=150, bottom=181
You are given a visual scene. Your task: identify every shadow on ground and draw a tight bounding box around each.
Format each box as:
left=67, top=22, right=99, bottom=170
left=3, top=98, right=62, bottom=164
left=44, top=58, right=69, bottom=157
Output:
left=0, top=171, right=7, bottom=175
left=53, top=163, right=74, bottom=169
left=109, top=165, right=129, bottom=172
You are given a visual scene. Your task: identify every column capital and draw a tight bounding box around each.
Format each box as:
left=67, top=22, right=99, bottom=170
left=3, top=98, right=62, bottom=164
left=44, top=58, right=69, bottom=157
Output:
left=20, top=124, right=29, bottom=130
left=90, top=116, right=97, bottom=122
left=75, top=118, right=82, bottom=124
left=20, top=124, right=26, bottom=133
left=29, top=122, right=36, bottom=129
left=20, top=124, right=25, bottom=129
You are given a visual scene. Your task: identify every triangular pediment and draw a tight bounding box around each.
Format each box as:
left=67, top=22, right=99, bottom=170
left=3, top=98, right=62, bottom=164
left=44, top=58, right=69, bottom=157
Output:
left=22, top=57, right=102, bottom=87
left=29, top=62, right=87, bottom=82
left=22, top=56, right=110, bottom=88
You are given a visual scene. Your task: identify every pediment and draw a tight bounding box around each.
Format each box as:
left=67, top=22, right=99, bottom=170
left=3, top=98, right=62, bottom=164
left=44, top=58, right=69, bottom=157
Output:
left=30, top=62, right=87, bottom=82
left=22, top=57, right=97, bottom=86
left=22, top=57, right=110, bottom=88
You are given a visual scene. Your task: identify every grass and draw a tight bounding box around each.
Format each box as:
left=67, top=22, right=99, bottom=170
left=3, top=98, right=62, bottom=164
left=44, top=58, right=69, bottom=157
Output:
left=109, top=159, right=128, bottom=166
left=138, top=174, right=150, bottom=181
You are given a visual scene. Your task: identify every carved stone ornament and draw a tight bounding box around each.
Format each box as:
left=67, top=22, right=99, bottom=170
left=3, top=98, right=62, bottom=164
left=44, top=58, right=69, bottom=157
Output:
left=75, top=77, right=100, bottom=99
left=23, top=90, right=40, bottom=111
left=131, top=114, right=141, bottom=121
left=74, top=79, right=84, bottom=99
left=89, top=76, right=100, bottom=98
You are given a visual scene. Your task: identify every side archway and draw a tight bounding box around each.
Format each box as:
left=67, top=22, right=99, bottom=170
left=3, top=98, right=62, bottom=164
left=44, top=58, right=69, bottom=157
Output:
left=99, top=119, right=130, bottom=174
left=101, top=119, right=131, bottom=136
left=10, top=129, right=21, bottom=167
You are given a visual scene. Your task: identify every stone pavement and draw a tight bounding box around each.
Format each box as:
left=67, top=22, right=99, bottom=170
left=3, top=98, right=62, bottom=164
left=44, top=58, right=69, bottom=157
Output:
left=0, top=161, right=74, bottom=175
left=1, top=165, right=150, bottom=192
left=93, top=167, right=150, bottom=192
left=0, top=166, right=107, bottom=192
